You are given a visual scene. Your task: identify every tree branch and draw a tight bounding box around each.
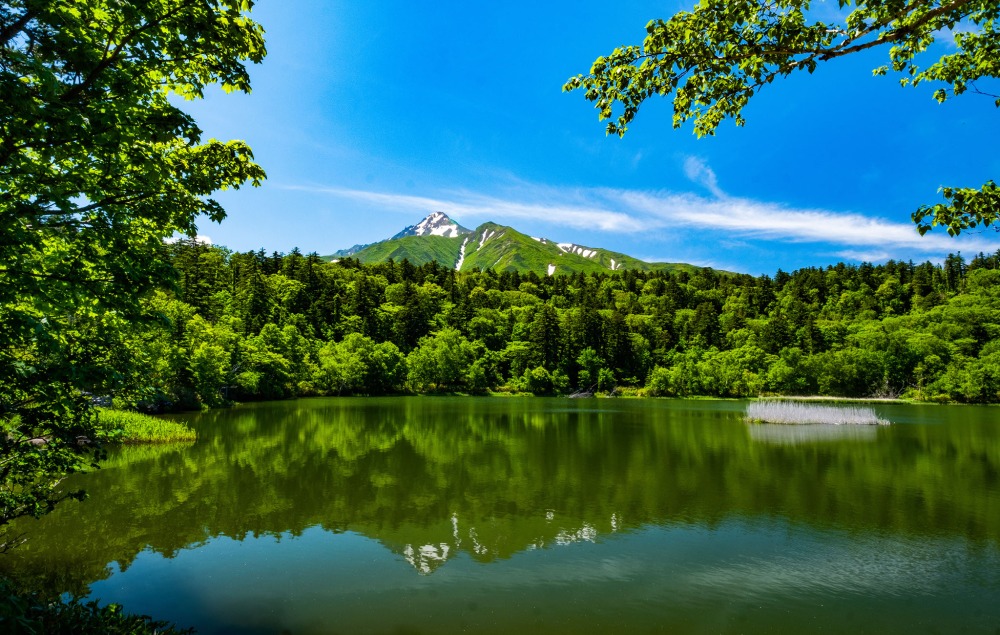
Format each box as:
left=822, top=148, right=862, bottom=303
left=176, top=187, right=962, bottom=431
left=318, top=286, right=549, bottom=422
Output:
left=970, top=81, right=1000, bottom=99
left=0, top=9, right=34, bottom=48
left=817, top=0, right=978, bottom=61
left=592, top=0, right=977, bottom=78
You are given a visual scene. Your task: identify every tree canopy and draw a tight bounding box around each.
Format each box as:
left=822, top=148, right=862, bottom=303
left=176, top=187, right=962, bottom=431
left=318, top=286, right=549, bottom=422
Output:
left=563, top=0, right=1000, bottom=236
left=0, top=0, right=265, bottom=545
left=102, top=242, right=1000, bottom=407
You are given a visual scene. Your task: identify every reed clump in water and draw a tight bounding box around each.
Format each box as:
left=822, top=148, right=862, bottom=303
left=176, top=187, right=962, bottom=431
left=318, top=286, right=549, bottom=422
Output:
left=746, top=401, right=889, bottom=426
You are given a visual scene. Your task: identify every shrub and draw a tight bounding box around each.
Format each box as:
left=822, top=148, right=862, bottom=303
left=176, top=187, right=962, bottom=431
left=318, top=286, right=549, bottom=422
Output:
left=645, top=366, right=673, bottom=396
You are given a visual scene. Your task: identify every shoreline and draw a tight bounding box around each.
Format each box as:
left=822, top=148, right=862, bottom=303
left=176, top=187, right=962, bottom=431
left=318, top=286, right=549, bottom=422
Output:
left=156, top=391, right=1000, bottom=416
left=756, top=395, right=909, bottom=404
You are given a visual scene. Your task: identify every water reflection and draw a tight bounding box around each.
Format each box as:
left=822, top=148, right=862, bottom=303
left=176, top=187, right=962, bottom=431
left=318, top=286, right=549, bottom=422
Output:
left=747, top=422, right=880, bottom=444
left=3, top=397, right=1000, bottom=598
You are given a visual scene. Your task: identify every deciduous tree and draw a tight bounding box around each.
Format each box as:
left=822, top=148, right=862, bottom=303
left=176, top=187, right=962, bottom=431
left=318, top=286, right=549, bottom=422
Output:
left=564, top=0, right=999, bottom=235
left=0, top=0, right=265, bottom=543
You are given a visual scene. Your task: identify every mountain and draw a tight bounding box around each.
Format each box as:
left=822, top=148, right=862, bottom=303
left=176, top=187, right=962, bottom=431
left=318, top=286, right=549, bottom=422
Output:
left=328, top=242, right=373, bottom=259
left=327, top=210, right=469, bottom=257
left=325, top=212, right=703, bottom=276
left=391, top=211, right=472, bottom=239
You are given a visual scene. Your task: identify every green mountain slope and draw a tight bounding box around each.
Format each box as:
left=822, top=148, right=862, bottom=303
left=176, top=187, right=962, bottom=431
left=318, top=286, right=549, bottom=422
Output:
left=348, top=235, right=461, bottom=267
left=329, top=214, right=707, bottom=276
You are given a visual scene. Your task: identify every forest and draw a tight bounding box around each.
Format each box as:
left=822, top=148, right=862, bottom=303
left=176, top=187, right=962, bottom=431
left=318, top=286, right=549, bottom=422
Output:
left=118, top=240, right=1000, bottom=408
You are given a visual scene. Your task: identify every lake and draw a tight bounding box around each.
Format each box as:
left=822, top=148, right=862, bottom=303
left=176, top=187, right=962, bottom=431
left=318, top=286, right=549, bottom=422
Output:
left=3, top=397, right=1000, bottom=634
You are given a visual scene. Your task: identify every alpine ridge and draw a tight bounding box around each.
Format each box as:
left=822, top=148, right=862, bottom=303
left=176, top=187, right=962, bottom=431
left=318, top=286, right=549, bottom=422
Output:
left=391, top=211, right=472, bottom=239
left=325, top=212, right=702, bottom=276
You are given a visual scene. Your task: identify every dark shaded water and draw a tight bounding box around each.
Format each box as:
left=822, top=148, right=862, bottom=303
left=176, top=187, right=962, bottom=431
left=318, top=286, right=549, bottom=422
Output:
left=3, top=397, right=1000, bottom=634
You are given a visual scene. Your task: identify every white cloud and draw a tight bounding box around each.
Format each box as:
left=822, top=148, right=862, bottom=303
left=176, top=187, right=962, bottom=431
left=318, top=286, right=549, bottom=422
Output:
left=835, top=250, right=893, bottom=262
left=283, top=180, right=996, bottom=259
left=683, top=156, right=725, bottom=198
left=283, top=184, right=646, bottom=233
left=617, top=189, right=997, bottom=253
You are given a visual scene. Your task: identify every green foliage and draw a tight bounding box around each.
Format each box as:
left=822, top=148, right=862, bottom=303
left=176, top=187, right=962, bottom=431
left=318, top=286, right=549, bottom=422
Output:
left=407, top=328, right=477, bottom=391
left=315, top=333, right=405, bottom=395
left=100, top=242, right=1000, bottom=406
left=521, top=366, right=569, bottom=395
left=576, top=347, right=605, bottom=387
left=597, top=367, right=617, bottom=393
left=564, top=0, right=1000, bottom=234
left=0, top=1, right=264, bottom=540
left=644, top=366, right=670, bottom=397
left=0, top=576, right=191, bottom=634
left=350, top=235, right=463, bottom=268
left=913, top=180, right=1000, bottom=236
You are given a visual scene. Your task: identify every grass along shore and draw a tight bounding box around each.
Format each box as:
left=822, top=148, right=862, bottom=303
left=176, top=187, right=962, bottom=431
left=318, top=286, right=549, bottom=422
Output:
left=755, top=395, right=907, bottom=404
left=97, top=409, right=196, bottom=443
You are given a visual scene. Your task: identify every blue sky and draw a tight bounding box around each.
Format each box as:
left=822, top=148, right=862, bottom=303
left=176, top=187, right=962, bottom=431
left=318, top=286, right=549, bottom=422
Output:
left=184, top=0, right=1000, bottom=275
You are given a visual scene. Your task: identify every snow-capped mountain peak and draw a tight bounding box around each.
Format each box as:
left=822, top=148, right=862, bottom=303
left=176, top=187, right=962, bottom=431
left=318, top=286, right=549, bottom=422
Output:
left=392, top=212, right=472, bottom=240
left=323, top=214, right=704, bottom=277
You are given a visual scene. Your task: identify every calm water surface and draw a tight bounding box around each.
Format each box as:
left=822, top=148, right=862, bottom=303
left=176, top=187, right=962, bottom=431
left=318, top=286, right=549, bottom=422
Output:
left=3, top=397, right=1000, bottom=634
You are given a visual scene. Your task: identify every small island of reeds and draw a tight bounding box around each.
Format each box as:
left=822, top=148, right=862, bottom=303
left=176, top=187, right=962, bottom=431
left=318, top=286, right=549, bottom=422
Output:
left=746, top=400, right=889, bottom=426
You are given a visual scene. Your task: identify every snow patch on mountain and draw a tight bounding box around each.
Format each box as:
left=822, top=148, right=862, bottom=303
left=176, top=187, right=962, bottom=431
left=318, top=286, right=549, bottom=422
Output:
left=479, top=229, right=497, bottom=249
left=455, top=237, right=470, bottom=271
left=557, top=243, right=598, bottom=259
left=392, top=211, right=471, bottom=240
left=547, top=264, right=556, bottom=276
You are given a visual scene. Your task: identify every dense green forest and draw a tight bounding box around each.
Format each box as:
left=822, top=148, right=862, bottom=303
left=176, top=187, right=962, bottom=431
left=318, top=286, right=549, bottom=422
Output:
left=115, top=240, right=1000, bottom=407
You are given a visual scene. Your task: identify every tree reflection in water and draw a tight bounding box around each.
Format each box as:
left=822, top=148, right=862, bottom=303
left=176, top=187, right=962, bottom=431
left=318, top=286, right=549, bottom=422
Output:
left=2, top=397, right=999, bottom=599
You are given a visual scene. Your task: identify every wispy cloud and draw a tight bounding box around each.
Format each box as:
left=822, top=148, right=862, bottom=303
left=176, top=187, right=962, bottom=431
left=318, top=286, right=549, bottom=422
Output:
left=282, top=184, right=646, bottom=232
left=282, top=178, right=996, bottom=259
left=617, top=189, right=990, bottom=253
left=683, top=156, right=725, bottom=198
left=836, top=249, right=892, bottom=262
